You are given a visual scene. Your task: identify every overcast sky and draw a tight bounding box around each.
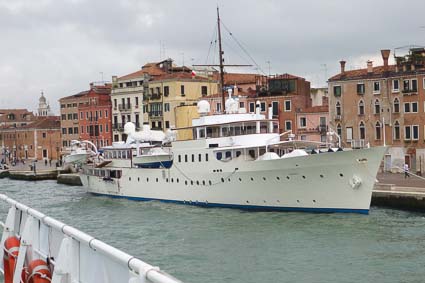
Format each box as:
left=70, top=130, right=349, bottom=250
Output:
left=1, top=0, right=424, bottom=114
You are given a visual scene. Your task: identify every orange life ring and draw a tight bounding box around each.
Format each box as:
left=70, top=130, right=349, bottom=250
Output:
left=27, top=259, right=51, bottom=283
left=3, top=236, right=22, bottom=283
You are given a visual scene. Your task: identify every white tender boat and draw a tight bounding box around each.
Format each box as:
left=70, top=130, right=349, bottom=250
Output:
left=80, top=97, right=387, bottom=214
left=64, top=140, right=98, bottom=165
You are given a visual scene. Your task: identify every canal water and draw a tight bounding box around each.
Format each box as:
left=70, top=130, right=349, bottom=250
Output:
left=0, top=178, right=424, bottom=283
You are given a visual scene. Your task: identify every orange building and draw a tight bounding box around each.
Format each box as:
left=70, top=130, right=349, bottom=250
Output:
left=78, top=83, right=112, bottom=148
left=0, top=117, right=61, bottom=162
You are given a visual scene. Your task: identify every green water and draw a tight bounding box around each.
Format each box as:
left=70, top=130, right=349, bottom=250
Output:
left=0, top=179, right=424, bottom=283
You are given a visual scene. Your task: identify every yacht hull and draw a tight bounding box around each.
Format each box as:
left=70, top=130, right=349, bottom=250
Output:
left=81, top=146, right=386, bottom=214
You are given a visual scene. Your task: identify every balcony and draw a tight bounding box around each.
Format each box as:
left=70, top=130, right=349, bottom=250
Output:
left=118, top=104, right=132, bottom=112
left=351, top=139, right=366, bottom=149
left=149, top=111, right=163, bottom=117
left=402, top=88, right=418, bottom=96
left=334, top=115, right=342, bottom=121
left=150, top=92, right=162, bottom=100
left=112, top=123, right=125, bottom=131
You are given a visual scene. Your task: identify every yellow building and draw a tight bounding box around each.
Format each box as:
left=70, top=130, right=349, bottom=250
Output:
left=147, top=72, right=218, bottom=130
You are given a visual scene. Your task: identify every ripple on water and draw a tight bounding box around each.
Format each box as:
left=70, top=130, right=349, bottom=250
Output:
left=1, top=179, right=425, bottom=283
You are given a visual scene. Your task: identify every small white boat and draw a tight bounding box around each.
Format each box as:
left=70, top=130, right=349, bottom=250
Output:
left=64, top=140, right=98, bottom=165
left=133, top=147, right=173, bottom=168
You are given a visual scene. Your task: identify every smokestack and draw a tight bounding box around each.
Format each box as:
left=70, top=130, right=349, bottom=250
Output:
left=381, top=49, right=390, bottom=71
left=339, top=60, right=346, bottom=74
left=367, top=60, right=373, bottom=73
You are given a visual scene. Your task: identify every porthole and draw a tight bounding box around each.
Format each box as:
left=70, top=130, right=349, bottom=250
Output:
left=302, top=176, right=306, bottom=179
left=263, top=177, right=266, bottom=181
left=320, top=174, right=324, bottom=178
left=138, top=177, right=140, bottom=182
left=251, top=177, right=254, bottom=181
left=277, top=200, right=280, bottom=203
left=339, top=173, right=344, bottom=177
left=191, top=180, right=194, bottom=185
left=202, top=180, right=205, bottom=185
left=296, top=200, right=300, bottom=203
left=166, top=178, right=169, bottom=182
left=171, top=178, right=174, bottom=183
left=286, top=176, right=290, bottom=180
left=156, top=178, right=158, bottom=182
left=313, top=200, right=316, bottom=203
left=185, top=180, right=188, bottom=185
left=213, top=170, right=216, bottom=172
left=221, top=178, right=224, bottom=183
left=129, top=177, right=131, bottom=181
left=239, top=178, right=242, bottom=182
left=209, top=180, right=212, bottom=185
left=196, top=181, right=199, bottom=185
left=146, top=178, right=149, bottom=182
left=227, top=178, right=231, bottom=182
left=263, top=200, right=266, bottom=203
left=276, top=176, right=280, bottom=180
left=177, top=178, right=179, bottom=183
left=246, top=200, right=250, bottom=203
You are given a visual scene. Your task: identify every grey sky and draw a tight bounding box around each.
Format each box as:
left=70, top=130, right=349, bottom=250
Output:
left=1, top=0, right=424, bottom=114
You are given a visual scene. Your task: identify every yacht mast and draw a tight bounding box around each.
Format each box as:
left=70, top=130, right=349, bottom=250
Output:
left=217, top=6, right=226, bottom=112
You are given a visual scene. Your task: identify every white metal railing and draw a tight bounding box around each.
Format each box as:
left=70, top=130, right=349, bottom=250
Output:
left=0, top=194, right=182, bottom=283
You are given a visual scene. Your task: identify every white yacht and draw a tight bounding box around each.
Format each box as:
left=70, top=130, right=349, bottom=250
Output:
left=81, top=97, right=386, bottom=214
left=64, top=140, right=98, bottom=165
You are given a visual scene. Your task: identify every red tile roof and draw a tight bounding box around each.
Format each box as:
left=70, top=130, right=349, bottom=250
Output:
left=151, top=72, right=213, bottom=82
left=118, top=62, right=167, bottom=80
left=329, top=65, right=397, bottom=81
left=23, top=117, right=60, bottom=129
left=215, top=73, right=258, bottom=85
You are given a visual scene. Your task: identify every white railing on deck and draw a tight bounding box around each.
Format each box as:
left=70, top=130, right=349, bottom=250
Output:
left=0, top=194, right=182, bottom=283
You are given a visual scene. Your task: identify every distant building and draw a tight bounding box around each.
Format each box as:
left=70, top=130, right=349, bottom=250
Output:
left=59, top=83, right=111, bottom=151
left=0, top=109, right=35, bottom=128
left=310, top=87, right=329, bottom=107
left=0, top=117, right=61, bottom=161
left=111, top=59, right=219, bottom=141
left=78, top=83, right=112, bottom=148
left=328, top=47, right=425, bottom=173
left=37, top=92, right=54, bottom=116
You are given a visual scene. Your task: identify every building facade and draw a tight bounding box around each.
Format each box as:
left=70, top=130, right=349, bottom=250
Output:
left=78, top=83, right=112, bottom=148
left=59, top=93, right=88, bottom=149
left=0, top=117, right=61, bottom=162
left=328, top=48, right=425, bottom=173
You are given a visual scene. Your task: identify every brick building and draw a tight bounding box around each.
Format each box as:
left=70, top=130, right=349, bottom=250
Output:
left=78, top=83, right=112, bottom=148
left=328, top=48, right=425, bottom=173
left=204, top=73, right=312, bottom=137
left=0, top=117, right=61, bottom=162
left=59, top=83, right=111, bottom=151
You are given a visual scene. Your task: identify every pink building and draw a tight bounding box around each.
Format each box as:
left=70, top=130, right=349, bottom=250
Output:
left=295, top=106, right=329, bottom=142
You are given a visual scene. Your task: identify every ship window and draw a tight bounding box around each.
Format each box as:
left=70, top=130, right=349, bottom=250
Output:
left=178, top=155, right=181, bottom=162
left=199, top=154, right=202, bottom=162
left=236, top=151, right=241, bottom=157
left=185, top=180, right=188, bottom=185
left=205, top=153, right=209, bottom=161
left=129, top=177, right=131, bottom=181
left=166, top=178, right=169, bottom=182
left=138, top=177, right=140, bottom=182
left=147, top=178, right=149, bottom=182
left=202, top=180, right=205, bottom=185
left=185, top=155, right=188, bottom=162
left=191, top=180, right=194, bottom=185
left=171, top=178, right=174, bottom=183
left=192, top=154, right=194, bottom=162
left=199, top=128, right=205, bottom=138
left=225, top=151, right=231, bottom=159
left=196, top=181, right=199, bottom=185
left=209, top=180, right=212, bottom=185
left=221, top=178, right=224, bottom=182
left=156, top=178, right=159, bottom=182
left=216, top=152, right=223, bottom=160
left=248, top=150, right=255, bottom=159
left=177, top=178, right=179, bottom=183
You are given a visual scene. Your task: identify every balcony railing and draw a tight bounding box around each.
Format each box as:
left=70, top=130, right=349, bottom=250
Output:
left=351, top=139, right=366, bottom=149
left=334, top=115, right=342, bottom=121
left=149, top=111, right=163, bottom=117
left=402, top=88, right=418, bottom=95
left=113, top=123, right=125, bottom=131
left=118, top=104, right=132, bottom=111
left=150, top=92, right=162, bottom=100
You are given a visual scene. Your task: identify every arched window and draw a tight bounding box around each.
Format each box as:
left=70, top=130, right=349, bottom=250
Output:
left=358, top=100, right=365, bottom=115
left=359, top=121, right=365, bottom=140
left=393, top=97, right=400, bottom=113
left=394, top=120, right=400, bottom=140
left=336, top=101, right=341, bottom=116
left=375, top=121, right=381, bottom=140
left=374, top=99, right=380, bottom=114
left=336, top=123, right=342, bottom=137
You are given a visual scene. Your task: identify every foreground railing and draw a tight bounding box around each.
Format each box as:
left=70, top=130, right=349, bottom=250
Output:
left=0, top=194, right=182, bottom=283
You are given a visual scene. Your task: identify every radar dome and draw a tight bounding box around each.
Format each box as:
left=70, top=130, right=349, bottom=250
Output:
left=197, top=100, right=210, bottom=115
left=124, top=122, right=136, bottom=134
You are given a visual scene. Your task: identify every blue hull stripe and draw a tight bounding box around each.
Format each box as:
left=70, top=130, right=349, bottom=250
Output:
left=90, top=192, right=369, bottom=214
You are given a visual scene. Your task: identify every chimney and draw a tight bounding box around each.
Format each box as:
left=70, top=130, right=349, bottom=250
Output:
left=367, top=60, right=373, bottom=73
left=89, top=82, right=94, bottom=89
left=339, top=60, right=346, bottom=74
left=381, top=49, right=390, bottom=71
